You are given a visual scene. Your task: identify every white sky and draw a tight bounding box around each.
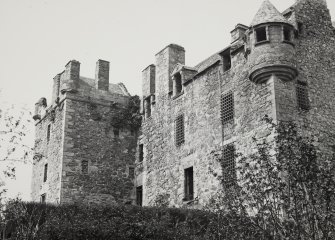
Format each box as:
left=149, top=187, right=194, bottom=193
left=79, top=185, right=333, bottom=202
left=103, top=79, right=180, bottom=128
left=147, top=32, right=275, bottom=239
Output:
left=0, top=0, right=334, bottom=201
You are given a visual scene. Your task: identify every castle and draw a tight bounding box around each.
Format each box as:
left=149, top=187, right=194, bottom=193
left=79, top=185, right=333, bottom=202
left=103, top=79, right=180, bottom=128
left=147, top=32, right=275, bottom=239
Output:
left=31, top=0, right=335, bottom=207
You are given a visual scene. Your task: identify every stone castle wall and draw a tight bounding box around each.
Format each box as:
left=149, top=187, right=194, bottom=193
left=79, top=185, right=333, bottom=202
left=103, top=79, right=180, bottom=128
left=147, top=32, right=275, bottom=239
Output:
left=60, top=93, right=137, bottom=204
left=137, top=0, right=335, bottom=207
left=31, top=103, right=65, bottom=203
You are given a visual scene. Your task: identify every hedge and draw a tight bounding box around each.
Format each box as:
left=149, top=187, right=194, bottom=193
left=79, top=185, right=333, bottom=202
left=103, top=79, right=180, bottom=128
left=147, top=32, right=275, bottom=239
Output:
left=0, top=200, right=262, bottom=240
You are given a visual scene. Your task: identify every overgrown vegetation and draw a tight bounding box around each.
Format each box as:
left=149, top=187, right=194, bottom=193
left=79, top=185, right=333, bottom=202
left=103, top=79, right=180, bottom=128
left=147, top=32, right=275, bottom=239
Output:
left=211, top=118, right=335, bottom=240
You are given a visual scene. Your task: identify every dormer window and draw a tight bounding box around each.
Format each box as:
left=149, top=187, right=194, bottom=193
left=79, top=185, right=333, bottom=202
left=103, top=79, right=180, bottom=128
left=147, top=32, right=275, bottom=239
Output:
left=283, top=26, right=291, bottom=42
left=255, top=26, right=267, bottom=43
left=174, top=73, right=182, bottom=96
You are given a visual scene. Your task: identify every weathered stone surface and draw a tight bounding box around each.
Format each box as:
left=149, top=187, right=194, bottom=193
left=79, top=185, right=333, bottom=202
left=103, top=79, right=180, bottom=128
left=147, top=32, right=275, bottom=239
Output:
left=136, top=0, right=335, bottom=208
left=31, top=60, right=137, bottom=205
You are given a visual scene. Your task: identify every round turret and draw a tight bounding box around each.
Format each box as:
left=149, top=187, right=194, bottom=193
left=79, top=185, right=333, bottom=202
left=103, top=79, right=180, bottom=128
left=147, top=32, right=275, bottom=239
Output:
left=247, top=0, right=298, bottom=84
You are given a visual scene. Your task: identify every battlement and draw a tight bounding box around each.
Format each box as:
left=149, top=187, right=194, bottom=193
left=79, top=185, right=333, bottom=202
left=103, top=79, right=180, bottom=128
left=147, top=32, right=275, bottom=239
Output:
left=33, top=59, right=131, bottom=123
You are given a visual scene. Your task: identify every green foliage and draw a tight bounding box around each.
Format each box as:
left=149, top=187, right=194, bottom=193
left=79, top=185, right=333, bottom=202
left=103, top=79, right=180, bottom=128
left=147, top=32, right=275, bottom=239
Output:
left=1, top=200, right=263, bottom=240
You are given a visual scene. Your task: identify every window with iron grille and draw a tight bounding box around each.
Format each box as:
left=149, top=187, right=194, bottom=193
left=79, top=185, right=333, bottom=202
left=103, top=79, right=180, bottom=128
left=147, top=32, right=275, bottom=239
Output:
left=43, top=163, right=48, bottom=182
left=221, top=92, right=234, bottom=125
left=136, top=186, right=143, bottom=206
left=82, top=160, right=88, bottom=174
left=139, top=144, right=144, bottom=162
left=175, top=114, right=185, bottom=146
left=223, top=144, right=236, bottom=187
left=296, top=81, right=310, bottom=110
left=184, top=167, right=194, bottom=201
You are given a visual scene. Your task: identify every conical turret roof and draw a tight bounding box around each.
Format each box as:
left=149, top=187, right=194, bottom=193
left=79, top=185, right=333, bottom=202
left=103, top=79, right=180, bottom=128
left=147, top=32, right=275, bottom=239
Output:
left=250, top=0, right=291, bottom=27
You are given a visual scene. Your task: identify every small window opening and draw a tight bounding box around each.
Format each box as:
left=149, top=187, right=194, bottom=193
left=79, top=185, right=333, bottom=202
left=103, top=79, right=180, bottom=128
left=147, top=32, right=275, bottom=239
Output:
left=82, top=160, right=88, bottom=174
left=174, top=73, right=183, bottom=96
left=222, top=52, right=231, bottom=72
left=298, top=22, right=303, bottom=34
left=255, top=27, right=267, bottom=43
left=47, top=124, right=51, bottom=143
left=145, top=97, right=151, bottom=118
left=41, top=194, right=46, bottom=204
left=128, top=166, right=135, bottom=178
left=114, top=128, right=119, bottom=137
left=223, top=144, right=236, bottom=187
left=184, top=167, right=194, bottom=201
left=296, top=81, right=310, bottom=110
left=283, top=26, right=291, bottom=41
left=221, top=92, right=234, bottom=125
left=139, top=144, right=144, bottom=162
left=43, top=163, right=48, bottom=182
left=175, top=114, right=185, bottom=147
left=136, top=186, right=143, bottom=206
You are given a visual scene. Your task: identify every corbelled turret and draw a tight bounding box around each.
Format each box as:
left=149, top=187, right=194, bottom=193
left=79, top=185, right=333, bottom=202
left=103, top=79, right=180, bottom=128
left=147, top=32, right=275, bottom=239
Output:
left=247, top=0, right=298, bottom=84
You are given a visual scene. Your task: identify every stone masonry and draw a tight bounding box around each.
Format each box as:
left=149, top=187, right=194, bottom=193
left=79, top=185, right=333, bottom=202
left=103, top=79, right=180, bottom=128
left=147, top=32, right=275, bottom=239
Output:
left=31, top=60, right=137, bottom=204
left=136, top=0, right=335, bottom=207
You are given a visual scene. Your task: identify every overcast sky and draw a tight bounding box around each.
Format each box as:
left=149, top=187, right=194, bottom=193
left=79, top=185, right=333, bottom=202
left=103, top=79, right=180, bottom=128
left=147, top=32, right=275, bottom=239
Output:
left=1, top=0, right=334, bottom=200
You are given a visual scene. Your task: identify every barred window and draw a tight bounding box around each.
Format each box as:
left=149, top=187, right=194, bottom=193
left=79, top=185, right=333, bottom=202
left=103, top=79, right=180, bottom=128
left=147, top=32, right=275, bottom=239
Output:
left=296, top=81, right=310, bottom=110
left=223, top=144, right=236, bottom=186
left=175, top=114, right=185, bottom=146
left=43, top=163, right=48, bottom=182
left=221, top=92, right=234, bottom=125
left=82, top=160, right=88, bottom=174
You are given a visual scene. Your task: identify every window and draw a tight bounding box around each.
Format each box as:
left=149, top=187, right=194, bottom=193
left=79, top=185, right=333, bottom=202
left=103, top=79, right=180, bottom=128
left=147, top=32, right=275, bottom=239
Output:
left=82, top=160, right=88, bottom=174
left=283, top=26, right=291, bottom=41
left=139, top=144, right=144, bottom=162
left=221, top=92, right=234, bottom=125
left=128, top=166, right=135, bottom=178
left=174, top=73, right=182, bottom=96
left=47, top=124, right=51, bottom=143
left=255, top=27, right=267, bottom=43
left=43, top=164, right=48, bottom=182
left=175, top=114, right=185, bottom=146
left=223, top=144, right=236, bottom=187
left=184, top=167, right=194, bottom=201
left=136, top=186, right=143, bottom=206
left=222, top=51, right=231, bottom=72
left=145, top=97, right=151, bottom=118
left=114, top=128, right=119, bottom=137
left=296, top=81, right=310, bottom=110
left=41, top=194, right=46, bottom=204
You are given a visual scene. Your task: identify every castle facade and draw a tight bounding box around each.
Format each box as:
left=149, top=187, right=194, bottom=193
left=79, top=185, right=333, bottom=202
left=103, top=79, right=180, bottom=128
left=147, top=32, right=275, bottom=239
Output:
left=31, top=0, right=335, bottom=207
left=135, top=0, right=335, bottom=207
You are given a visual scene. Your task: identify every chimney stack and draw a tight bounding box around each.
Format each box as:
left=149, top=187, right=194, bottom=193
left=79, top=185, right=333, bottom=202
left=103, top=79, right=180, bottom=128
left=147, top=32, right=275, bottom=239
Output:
left=95, top=59, right=110, bottom=91
left=52, top=74, right=61, bottom=105
left=60, top=60, right=80, bottom=93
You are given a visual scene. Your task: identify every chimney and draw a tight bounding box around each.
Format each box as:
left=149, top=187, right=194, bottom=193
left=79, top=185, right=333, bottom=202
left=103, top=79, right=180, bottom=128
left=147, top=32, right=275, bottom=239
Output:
left=142, top=64, right=156, bottom=97
left=60, top=60, right=80, bottom=93
left=52, top=74, right=61, bottom=105
left=95, top=59, right=110, bottom=91
left=230, top=24, right=248, bottom=44
left=33, top=97, right=47, bottom=121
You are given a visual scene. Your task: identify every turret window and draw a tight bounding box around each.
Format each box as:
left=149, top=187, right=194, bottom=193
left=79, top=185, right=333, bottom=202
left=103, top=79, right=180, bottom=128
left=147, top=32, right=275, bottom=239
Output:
left=255, top=26, right=267, bottom=43
left=283, top=26, right=292, bottom=42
